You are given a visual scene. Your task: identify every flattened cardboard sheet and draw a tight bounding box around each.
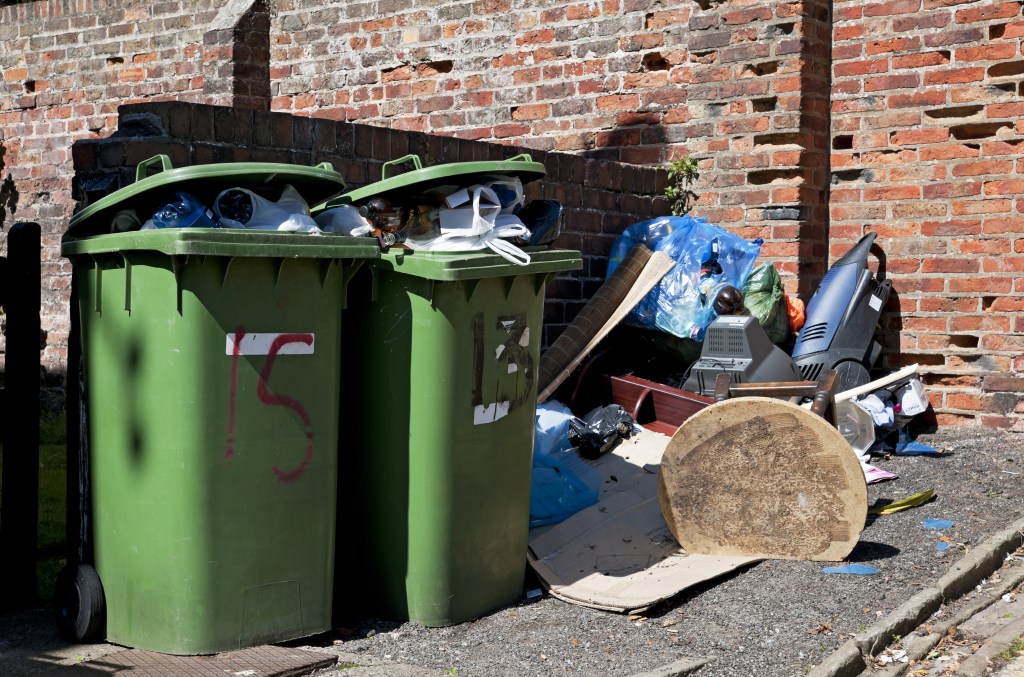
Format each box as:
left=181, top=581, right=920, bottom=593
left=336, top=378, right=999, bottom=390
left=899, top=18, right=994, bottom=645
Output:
left=527, top=429, right=758, bottom=612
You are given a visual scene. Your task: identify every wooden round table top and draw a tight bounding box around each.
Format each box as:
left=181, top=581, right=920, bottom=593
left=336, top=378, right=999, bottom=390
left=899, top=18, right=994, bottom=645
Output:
left=658, top=396, right=868, bottom=562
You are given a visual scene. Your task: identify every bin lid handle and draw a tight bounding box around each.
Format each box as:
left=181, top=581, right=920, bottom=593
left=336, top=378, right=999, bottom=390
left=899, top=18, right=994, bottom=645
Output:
left=135, top=155, right=173, bottom=183
left=380, top=154, right=423, bottom=180
left=506, top=153, right=533, bottom=163
left=314, top=161, right=336, bottom=172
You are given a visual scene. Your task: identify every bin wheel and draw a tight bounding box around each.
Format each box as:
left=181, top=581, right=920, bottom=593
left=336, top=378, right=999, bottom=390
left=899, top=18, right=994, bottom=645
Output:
left=54, top=563, right=105, bottom=642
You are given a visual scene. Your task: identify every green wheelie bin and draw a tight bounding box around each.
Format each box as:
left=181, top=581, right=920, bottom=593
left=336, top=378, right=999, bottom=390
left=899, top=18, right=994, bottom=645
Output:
left=325, top=155, right=582, bottom=626
left=59, top=157, right=378, bottom=654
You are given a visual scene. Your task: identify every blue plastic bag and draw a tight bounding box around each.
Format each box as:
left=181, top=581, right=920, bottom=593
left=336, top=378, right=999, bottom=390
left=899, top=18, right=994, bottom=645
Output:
left=530, top=401, right=602, bottom=528
left=607, top=215, right=763, bottom=341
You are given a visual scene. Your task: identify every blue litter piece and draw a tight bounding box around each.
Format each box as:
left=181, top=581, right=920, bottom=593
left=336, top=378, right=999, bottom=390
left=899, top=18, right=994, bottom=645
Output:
left=936, top=542, right=952, bottom=551
left=894, top=429, right=938, bottom=456
left=923, top=519, right=954, bottom=530
left=822, top=564, right=879, bottom=575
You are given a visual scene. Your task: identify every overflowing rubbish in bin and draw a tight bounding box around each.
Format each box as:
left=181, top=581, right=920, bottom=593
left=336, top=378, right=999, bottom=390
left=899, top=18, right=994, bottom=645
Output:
left=313, top=153, right=560, bottom=264
left=57, top=157, right=378, bottom=654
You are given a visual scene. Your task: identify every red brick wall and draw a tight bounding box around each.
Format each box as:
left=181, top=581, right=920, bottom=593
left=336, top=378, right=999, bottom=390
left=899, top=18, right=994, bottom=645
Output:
left=271, top=0, right=832, bottom=295
left=1, top=0, right=1023, bottom=427
left=831, top=0, right=1024, bottom=428
left=0, top=0, right=219, bottom=369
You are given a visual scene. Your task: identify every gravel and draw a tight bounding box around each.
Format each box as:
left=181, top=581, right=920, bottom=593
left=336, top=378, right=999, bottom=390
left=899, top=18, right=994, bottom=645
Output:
left=304, top=426, right=1024, bottom=677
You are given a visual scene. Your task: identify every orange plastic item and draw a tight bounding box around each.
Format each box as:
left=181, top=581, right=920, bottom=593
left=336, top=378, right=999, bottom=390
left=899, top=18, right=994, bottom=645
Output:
left=785, top=294, right=805, bottom=333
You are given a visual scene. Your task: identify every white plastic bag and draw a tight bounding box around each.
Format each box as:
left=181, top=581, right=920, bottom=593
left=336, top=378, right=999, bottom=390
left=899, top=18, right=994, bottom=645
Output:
left=439, top=185, right=502, bottom=236
left=214, top=185, right=320, bottom=232
left=313, top=205, right=374, bottom=237
left=409, top=183, right=532, bottom=265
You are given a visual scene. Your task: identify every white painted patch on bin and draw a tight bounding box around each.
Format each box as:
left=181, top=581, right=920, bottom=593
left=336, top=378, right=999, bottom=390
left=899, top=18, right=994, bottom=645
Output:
left=474, top=401, right=510, bottom=425
left=226, top=333, right=315, bottom=355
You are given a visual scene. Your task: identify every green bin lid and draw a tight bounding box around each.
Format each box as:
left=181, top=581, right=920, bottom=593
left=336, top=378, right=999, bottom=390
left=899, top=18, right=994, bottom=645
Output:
left=312, top=153, right=546, bottom=214
left=66, top=155, right=347, bottom=240
left=370, top=248, right=581, bottom=281
left=61, top=228, right=380, bottom=260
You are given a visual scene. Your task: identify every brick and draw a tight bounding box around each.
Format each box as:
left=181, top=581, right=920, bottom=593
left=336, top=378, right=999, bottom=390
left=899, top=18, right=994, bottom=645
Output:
left=956, top=43, right=1018, bottom=62
left=923, top=68, right=985, bottom=85
left=953, top=198, right=1012, bottom=214
left=864, top=0, right=923, bottom=17
left=945, top=393, right=990, bottom=411
left=866, top=37, right=921, bottom=54
left=834, top=58, right=889, bottom=77
left=923, top=181, right=982, bottom=198
left=891, top=128, right=948, bottom=145
left=982, top=255, right=1024, bottom=272
left=951, top=315, right=1011, bottom=332
left=923, top=257, right=980, bottom=273
left=920, top=144, right=979, bottom=161
left=954, top=236, right=1011, bottom=255
left=951, top=159, right=1015, bottom=176
left=950, top=276, right=1013, bottom=292
left=864, top=185, right=921, bottom=201
left=921, top=218, right=982, bottom=236
left=596, top=93, right=640, bottom=111
left=865, top=73, right=921, bottom=91
left=985, top=179, right=1024, bottom=195
left=987, top=102, right=1024, bottom=118
left=956, top=2, right=1023, bottom=23
left=888, top=90, right=947, bottom=108
left=924, top=27, right=985, bottom=47
left=983, top=217, right=1024, bottom=233
left=893, top=52, right=951, bottom=69
left=893, top=12, right=952, bottom=30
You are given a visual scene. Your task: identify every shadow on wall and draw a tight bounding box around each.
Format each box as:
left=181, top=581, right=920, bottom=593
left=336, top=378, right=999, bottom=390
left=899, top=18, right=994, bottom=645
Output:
left=0, top=139, right=20, bottom=232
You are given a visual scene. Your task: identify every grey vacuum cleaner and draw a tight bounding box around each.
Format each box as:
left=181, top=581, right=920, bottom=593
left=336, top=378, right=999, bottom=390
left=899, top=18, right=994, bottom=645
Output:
left=790, top=232, right=892, bottom=391
left=682, top=315, right=802, bottom=397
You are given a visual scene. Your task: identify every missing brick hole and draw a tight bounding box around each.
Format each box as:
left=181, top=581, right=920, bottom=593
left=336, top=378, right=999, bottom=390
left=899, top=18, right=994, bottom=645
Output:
left=755, top=132, right=804, bottom=147
left=831, top=169, right=874, bottom=184
left=766, top=22, right=795, bottom=38
left=1019, top=81, right=1024, bottom=96
left=987, top=60, right=1024, bottom=78
left=832, top=135, right=853, bottom=150
left=642, top=51, right=669, bottom=71
left=982, top=296, right=998, bottom=310
left=748, top=169, right=801, bottom=185
left=24, top=80, right=36, bottom=93
left=743, top=61, right=778, bottom=77
left=752, top=97, right=777, bottom=112
left=990, top=23, right=1008, bottom=39
left=106, top=56, right=124, bottom=66
left=924, top=105, right=983, bottom=119
left=949, top=335, right=979, bottom=349
left=417, top=60, right=454, bottom=76
left=950, top=122, right=1012, bottom=140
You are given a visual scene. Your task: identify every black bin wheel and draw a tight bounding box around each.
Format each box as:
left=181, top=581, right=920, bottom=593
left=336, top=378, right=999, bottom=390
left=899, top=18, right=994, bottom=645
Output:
left=54, top=563, right=105, bottom=643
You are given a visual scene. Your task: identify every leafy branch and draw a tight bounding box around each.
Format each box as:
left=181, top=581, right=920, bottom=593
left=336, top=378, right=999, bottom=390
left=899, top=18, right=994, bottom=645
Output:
left=664, top=156, right=700, bottom=217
